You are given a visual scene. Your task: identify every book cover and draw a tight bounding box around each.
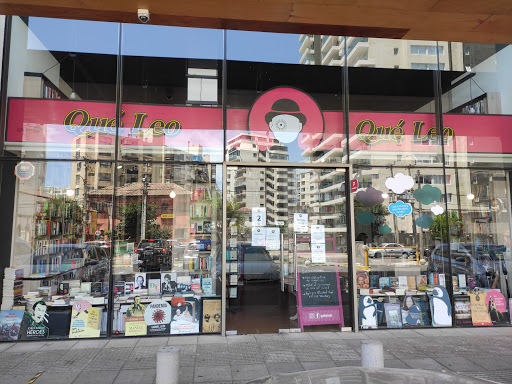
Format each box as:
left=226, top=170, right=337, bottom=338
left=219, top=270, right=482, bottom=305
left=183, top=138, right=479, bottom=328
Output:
left=230, top=275, right=238, bottom=285
left=452, top=275, right=459, bottom=291
left=102, top=282, right=109, bottom=295
left=171, top=301, right=199, bottom=335
left=384, top=303, right=402, bottom=328
left=57, top=282, right=69, bottom=295
left=379, top=277, right=390, bottom=289
left=356, top=272, right=369, bottom=289
left=229, top=287, right=237, bottom=298
left=80, top=282, right=92, bottom=294
left=114, top=281, right=125, bottom=295
left=91, top=282, right=102, bottom=295
left=467, top=275, right=477, bottom=289
left=458, top=274, right=467, bottom=289
left=416, top=299, right=431, bottom=326
left=369, top=274, right=379, bottom=289
left=124, top=282, right=134, bottom=295
left=454, top=296, right=472, bottom=326
left=148, top=279, right=161, bottom=295
left=439, top=274, right=446, bottom=287
left=389, top=276, right=398, bottom=288
left=161, top=272, right=178, bottom=294
left=398, top=276, right=408, bottom=289
left=176, top=276, right=192, bottom=292
left=69, top=301, right=101, bottom=338
left=191, top=278, right=201, bottom=292
left=0, top=310, right=24, bottom=341
left=486, top=290, right=508, bottom=324
left=202, top=278, right=213, bottom=294
left=416, top=275, right=427, bottom=290
left=202, top=298, right=221, bottom=333
left=407, top=276, right=416, bottom=290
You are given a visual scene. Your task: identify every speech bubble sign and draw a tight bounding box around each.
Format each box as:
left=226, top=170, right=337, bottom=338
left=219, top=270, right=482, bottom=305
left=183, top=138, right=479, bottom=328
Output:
left=416, top=214, right=434, bottom=228
left=356, top=187, right=384, bottom=207
left=388, top=200, right=413, bottom=218
left=413, top=185, right=442, bottom=205
left=378, top=224, right=392, bottom=235
left=385, top=173, right=414, bottom=194
left=356, top=211, right=376, bottom=225
left=431, top=204, right=444, bottom=215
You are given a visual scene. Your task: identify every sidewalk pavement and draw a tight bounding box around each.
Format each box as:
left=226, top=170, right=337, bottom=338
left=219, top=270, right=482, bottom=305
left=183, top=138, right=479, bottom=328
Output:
left=1, top=327, right=512, bottom=384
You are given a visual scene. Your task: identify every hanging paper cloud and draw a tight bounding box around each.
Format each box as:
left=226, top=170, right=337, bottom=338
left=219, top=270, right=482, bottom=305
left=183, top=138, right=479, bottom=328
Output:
left=413, top=185, right=442, bottom=205
left=378, top=224, right=392, bottom=235
left=388, top=200, right=413, bottom=218
left=385, top=173, right=414, bottom=194
left=416, top=214, right=434, bottom=228
left=431, top=204, right=444, bottom=216
left=356, top=211, right=376, bottom=225
left=356, top=187, right=384, bottom=207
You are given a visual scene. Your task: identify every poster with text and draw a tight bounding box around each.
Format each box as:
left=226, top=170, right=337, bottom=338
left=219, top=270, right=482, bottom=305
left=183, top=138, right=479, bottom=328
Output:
left=468, top=291, right=492, bottom=326
left=69, top=301, right=101, bottom=338
left=202, top=299, right=221, bottom=333
left=311, top=243, right=326, bottom=264
left=293, top=213, right=308, bottom=233
left=265, top=227, right=280, bottom=250
left=144, top=300, right=172, bottom=335
left=311, top=225, right=325, bottom=244
left=251, top=227, right=266, bottom=247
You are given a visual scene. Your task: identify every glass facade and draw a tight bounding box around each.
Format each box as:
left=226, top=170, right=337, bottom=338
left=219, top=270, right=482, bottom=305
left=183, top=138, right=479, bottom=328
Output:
left=1, top=17, right=512, bottom=341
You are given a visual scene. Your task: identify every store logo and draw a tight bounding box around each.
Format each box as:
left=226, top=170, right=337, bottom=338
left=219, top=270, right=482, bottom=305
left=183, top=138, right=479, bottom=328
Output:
left=355, top=119, right=455, bottom=145
left=63, top=109, right=182, bottom=138
left=247, top=87, right=324, bottom=150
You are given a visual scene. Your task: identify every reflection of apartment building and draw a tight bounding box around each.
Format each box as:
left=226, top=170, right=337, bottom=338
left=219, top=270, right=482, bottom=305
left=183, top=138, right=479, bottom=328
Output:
left=299, top=35, right=463, bottom=71
left=226, top=133, right=299, bottom=225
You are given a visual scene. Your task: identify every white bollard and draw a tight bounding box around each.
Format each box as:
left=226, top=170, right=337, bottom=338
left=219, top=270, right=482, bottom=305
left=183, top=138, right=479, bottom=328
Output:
left=360, top=340, right=384, bottom=369
left=156, top=346, right=180, bottom=384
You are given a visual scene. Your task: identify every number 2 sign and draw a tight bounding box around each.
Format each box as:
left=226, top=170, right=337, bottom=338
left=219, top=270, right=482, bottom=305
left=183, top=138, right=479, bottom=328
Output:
left=252, top=207, right=266, bottom=227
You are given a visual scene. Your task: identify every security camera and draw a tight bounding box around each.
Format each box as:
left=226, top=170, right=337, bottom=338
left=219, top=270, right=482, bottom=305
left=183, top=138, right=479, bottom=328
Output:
left=138, top=9, right=150, bottom=23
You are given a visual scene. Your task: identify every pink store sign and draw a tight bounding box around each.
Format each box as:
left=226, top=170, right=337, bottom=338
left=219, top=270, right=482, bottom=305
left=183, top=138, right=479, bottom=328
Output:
left=6, top=88, right=512, bottom=154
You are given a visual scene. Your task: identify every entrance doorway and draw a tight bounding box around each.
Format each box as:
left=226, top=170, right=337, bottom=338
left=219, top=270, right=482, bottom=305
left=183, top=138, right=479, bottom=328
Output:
left=224, top=165, right=350, bottom=334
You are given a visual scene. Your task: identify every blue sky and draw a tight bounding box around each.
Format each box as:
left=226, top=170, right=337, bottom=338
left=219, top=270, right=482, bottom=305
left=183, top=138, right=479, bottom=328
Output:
left=28, top=18, right=302, bottom=64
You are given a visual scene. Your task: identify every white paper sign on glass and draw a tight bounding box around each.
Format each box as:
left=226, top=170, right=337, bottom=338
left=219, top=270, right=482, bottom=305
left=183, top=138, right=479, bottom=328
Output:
left=252, top=207, right=266, bottom=227
left=311, top=243, right=326, bottom=264
left=265, top=227, right=280, bottom=250
left=293, top=213, right=308, bottom=233
left=311, top=225, right=325, bottom=244
left=251, top=227, right=266, bottom=246
left=229, top=238, right=237, bottom=248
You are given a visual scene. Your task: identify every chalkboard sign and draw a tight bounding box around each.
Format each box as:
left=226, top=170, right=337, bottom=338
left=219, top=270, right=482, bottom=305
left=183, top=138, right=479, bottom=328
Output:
left=299, top=272, right=339, bottom=307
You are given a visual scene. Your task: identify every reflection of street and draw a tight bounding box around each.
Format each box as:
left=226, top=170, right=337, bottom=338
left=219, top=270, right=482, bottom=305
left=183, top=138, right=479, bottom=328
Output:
left=367, top=258, right=429, bottom=273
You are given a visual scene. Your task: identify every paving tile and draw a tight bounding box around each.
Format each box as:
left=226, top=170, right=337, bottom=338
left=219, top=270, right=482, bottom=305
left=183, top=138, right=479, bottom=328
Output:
left=136, top=337, right=169, bottom=347
left=385, top=359, right=409, bottom=369
left=308, top=332, right=342, bottom=340
left=72, top=369, right=120, bottom=384
left=197, top=335, right=227, bottom=344
left=0, top=342, right=15, bottom=352
left=4, top=342, right=45, bottom=353
left=42, top=340, right=79, bottom=350
left=227, top=334, right=257, bottom=344
left=71, top=339, right=109, bottom=349
left=105, top=338, right=141, bottom=348
left=231, top=363, right=269, bottom=381
left=177, top=366, right=195, bottom=384
left=168, top=335, right=198, bottom=345
left=386, top=329, right=423, bottom=338
left=403, top=357, right=451, bottom=371
left=437, top=356, right=489, bottom=372
left=465, top=355, right=512, bottom=371
left=338, top=332, right=369, bottom=339
left=0, top=352, right=30, bottom=370
left=34, top=370, right=81, bottom=384
left=228, top=342, right=264, bottom=364
left=114, top=368, right=155, bottom=384
left=281, top=333, right=313, bottom=341
left=334, top=359, right=361, bottom=367
left=194, top=365, right=232, bottom=382
left=254, top=334, right=284, bottom=341
left=0, top=372, right=39, bottom=384
left=363, top=330, right=395, bottom=339
left=301, top=360, right=337, bottom=370
left=266, top=362, right=304, bottom=375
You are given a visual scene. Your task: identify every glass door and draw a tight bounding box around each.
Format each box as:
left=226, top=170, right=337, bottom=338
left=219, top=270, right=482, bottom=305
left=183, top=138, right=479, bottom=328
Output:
left=225, top=165, right=350, bottom=334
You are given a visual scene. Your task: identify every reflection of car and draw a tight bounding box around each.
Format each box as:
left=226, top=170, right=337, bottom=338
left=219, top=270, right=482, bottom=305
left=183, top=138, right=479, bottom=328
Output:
left=215, top=243, right=280, bottom=282
left=367, top=243, right=414, bottom=258
left=428, top=243, right=488, bottom=276
left=136, top=239, right=171, bottom=270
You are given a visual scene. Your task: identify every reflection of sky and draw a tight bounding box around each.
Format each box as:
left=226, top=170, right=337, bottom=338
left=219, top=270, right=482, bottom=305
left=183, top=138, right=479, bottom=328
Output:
left=45, top=161, right=72, bottom=188
left=27, top=18, right=301, bottom=64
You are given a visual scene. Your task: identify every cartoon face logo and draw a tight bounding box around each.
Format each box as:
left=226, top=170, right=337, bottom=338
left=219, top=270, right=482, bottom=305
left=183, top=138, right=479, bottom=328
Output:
left=265, top=99, right=307, bottom=143
left=247, top=87, right=324, bottom=151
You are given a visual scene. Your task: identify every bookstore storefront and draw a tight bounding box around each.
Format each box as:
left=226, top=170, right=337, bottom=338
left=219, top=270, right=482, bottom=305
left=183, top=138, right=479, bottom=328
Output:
left=0, top=15, right=512, bottom=341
